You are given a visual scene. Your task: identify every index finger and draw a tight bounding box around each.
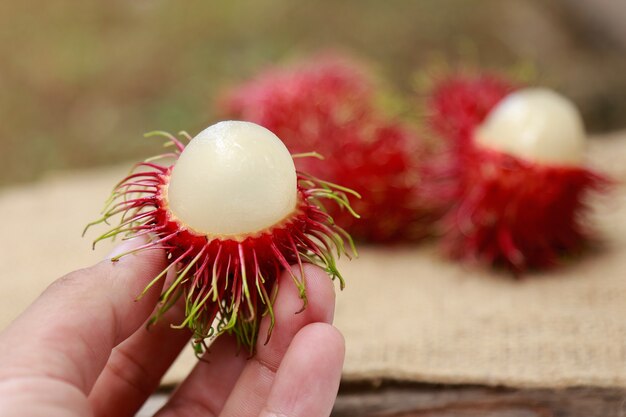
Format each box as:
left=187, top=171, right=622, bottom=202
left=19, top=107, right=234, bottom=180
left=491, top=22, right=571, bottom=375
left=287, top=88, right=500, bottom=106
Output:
left=0, top=239, right=166, bottom=394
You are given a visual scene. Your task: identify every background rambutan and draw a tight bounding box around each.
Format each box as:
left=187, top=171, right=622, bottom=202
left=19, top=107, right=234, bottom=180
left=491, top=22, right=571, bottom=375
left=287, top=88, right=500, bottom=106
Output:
left=439, top=88, right=609, bottom=272
left=222, top=55, right=434, bottom=242
left=85, top=121, right=357, bottom=353
left=418, top=71, right=521, bottom=218
left=222, top=55, right=375, bottom=154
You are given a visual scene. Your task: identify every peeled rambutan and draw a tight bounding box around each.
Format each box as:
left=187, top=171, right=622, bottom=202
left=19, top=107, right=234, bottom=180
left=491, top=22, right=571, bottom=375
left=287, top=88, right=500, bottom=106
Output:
left=441, top=88, right=608, bottom=272
left=85, top=121, right=357, bottom=353
left=222, top=56, right=432, bottom=242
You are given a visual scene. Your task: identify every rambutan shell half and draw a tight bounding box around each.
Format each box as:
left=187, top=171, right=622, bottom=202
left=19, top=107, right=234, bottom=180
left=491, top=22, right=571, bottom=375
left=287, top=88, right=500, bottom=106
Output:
left=441, top=144, right=607, bottom=272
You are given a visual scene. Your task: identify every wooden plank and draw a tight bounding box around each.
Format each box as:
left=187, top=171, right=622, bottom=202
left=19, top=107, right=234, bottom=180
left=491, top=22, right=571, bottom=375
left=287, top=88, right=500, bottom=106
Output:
left=332, top=382, right=626, bottom=417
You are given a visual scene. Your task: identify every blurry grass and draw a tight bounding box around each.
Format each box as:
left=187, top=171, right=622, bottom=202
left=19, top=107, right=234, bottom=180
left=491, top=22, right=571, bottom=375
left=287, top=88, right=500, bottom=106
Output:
left=0, top=0, right=624, bottom=187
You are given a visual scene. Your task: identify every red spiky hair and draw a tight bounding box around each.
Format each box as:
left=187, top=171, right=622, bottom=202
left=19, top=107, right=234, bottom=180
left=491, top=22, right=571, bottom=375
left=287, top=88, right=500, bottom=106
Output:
left=222, top=55, right=434, bottom=242
left=419, top=72, right=521, bottom=215
left=85, top=127, right=357, bottom=353
left=426, top=72, right=518, bottom=148
left=441, top=146, right=607, bottom=272
left=222, top=54, right=374, bottom=153
left=302, top=120, right=435, bottom=242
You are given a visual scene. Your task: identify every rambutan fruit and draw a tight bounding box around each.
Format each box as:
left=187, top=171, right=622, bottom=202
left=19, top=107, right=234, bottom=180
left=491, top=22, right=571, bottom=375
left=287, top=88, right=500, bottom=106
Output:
left=222, top=56, right=432, bottom=242
left=441, top=88, right=608, bottom=272
left=222, top=55, right=375, bottom=155
left=85, top=121, right=357, bottom=353
left=298, top=120, right=433, bottom=242
left=413, top=72, right=520, bottom=221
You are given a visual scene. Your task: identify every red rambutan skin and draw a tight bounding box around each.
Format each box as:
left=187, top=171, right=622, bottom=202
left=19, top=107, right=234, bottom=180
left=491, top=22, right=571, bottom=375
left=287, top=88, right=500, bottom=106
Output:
left=427, top=73, right=518, bottom=148
left=222, top=55, right=374, bottom=154
left=222, top=56, right=432, bottom=242
left=86, top=132, right=356, bottom=353
left=441, top=145, right=608, bottom=273
left=419, top=73, right=520, bottom=216
left=298, top=122, right=434, bottom=242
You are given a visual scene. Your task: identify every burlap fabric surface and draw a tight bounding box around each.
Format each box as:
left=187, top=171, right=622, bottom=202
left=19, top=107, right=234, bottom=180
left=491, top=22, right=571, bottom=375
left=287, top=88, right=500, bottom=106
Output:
left=1, top=133, right=625, bottom=388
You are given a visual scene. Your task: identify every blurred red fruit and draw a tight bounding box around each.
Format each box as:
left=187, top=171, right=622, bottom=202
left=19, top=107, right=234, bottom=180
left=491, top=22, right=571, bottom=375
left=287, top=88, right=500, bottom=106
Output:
left=222, top=55, right=435, bottom=242
left=427, top=73, right=518, bottom=148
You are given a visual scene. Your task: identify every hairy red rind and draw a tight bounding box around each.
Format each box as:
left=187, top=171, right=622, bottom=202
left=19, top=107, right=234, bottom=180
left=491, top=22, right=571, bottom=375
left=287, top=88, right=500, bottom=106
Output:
left=427, top=73, right=518, bottom=148
left=441, top=145, right=608, bottom=272
left=419, top=73, right=521, bottom=220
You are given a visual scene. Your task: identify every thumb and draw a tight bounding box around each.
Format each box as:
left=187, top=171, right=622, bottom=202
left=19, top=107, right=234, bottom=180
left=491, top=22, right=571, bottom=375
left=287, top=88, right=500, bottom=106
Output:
left=0, top=237, right=166, bottom=394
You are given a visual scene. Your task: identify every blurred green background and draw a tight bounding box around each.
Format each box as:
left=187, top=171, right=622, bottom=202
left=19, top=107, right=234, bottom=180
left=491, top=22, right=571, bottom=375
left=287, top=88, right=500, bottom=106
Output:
left=1, top=0, right=625, bottom=187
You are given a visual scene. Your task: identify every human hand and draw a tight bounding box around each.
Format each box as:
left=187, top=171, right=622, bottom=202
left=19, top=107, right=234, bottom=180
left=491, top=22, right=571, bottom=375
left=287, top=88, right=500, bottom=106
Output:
left=0, top=239, right=344, bottom=417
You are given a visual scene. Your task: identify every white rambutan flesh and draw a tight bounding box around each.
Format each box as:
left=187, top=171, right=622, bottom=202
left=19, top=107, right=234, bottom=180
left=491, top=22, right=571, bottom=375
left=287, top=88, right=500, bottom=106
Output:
left=475, top=88, right=586, bottom=166
left=167, top=121, right=298, bottom=237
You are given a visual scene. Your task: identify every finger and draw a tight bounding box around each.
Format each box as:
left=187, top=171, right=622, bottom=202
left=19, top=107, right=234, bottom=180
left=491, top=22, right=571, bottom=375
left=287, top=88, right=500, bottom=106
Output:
left=154, top=334, right=247, bottom=417
left=88, top=289, right=190, bottom=417
left=214, top=264, right=337, bottom=417
left=0, top=239, right=166, bottom=394
left=221, top=264, right=337, bottom=417
left=260, top=323, right=345, bottom=417
left=157, top=264, right=337, bottom=417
